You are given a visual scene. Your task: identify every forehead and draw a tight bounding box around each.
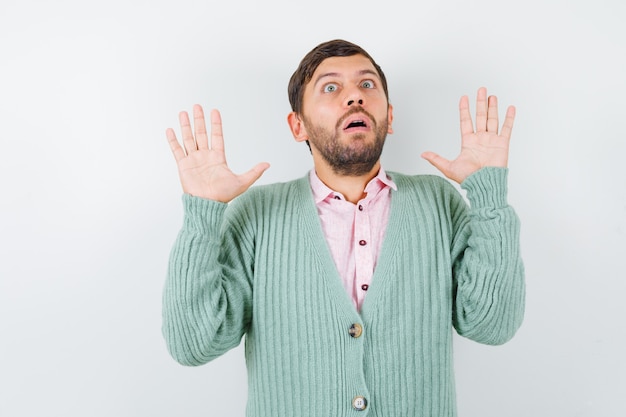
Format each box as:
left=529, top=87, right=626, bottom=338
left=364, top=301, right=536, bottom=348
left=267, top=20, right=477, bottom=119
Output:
left=310, top=54, right=379, bottom=82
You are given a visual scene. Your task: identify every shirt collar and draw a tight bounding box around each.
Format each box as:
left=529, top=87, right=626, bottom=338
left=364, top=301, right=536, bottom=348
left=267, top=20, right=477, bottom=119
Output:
left=309, top=166, right=397, bottom=204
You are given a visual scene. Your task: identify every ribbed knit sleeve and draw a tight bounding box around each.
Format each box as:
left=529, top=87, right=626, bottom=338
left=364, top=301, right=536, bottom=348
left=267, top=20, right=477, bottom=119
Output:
left=162, top=194, right=254, bottom=366
left=451, top=167, right=525, bottom=345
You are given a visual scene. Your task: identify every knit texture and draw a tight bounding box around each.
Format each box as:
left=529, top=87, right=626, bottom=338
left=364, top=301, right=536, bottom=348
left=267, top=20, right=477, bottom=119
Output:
left=162, top=167, right=525, bottom=417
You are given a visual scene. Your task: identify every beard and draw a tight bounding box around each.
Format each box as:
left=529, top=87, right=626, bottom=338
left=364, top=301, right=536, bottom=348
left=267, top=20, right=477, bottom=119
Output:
left=303, top=108, right=388, bottom=176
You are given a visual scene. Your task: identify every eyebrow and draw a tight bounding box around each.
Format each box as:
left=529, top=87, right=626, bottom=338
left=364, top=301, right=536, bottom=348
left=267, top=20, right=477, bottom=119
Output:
left=313, top=69, right=380, bottom=87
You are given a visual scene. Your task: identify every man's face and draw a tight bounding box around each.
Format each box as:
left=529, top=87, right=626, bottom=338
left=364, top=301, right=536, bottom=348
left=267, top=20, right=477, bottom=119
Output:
left=297, top=54, right=393, bottom=176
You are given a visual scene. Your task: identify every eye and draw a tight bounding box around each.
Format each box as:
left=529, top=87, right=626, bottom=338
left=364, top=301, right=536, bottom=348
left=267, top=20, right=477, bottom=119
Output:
left=323, top=83, right=338, bottom=93
left=361, top=80, right=375, bottom=89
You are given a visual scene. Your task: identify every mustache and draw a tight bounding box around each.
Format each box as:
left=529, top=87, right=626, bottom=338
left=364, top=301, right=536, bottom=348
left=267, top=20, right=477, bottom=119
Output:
left=335, top=106, right=376, bottom=130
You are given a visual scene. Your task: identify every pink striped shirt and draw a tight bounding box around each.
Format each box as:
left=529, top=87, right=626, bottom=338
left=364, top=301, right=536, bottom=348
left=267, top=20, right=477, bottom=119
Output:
left=309, top=167, right=397, bottom=311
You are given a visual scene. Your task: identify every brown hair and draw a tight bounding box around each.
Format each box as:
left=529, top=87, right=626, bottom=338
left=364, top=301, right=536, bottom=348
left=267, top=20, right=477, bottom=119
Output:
left=287, top=39, right=389, bottom=114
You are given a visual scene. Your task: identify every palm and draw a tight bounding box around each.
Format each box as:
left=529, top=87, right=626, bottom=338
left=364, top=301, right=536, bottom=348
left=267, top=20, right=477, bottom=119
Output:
left=422, top=87, right=515, bottom=184
left=175, top=148, right=239, bottom=200
left=166, top=105, right=269, bottom=202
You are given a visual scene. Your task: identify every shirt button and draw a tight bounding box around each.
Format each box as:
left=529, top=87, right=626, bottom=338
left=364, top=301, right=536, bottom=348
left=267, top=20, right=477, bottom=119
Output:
left=352, top=396, right=368, bottom=411
left=358, top=204, right=364, bottom=211
left=359, top=240, right=367, bottom=246
left=349, top=323, right=363, bottom=338
left=361, top=284, right=369, bottom=291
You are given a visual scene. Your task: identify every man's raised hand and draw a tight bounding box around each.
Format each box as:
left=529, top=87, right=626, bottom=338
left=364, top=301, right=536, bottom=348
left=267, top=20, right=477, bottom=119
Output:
left=421, top=87, right=515, bottom=184
left=166, top=105, right=270, bottom=202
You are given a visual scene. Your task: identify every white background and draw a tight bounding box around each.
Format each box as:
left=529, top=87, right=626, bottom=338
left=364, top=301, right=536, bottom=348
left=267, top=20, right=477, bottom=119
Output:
left=1, top=0, right=624, bottom=416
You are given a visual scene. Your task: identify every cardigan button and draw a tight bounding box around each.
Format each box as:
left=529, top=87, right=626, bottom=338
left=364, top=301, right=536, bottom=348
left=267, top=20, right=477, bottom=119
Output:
left=349, top=323, right=363, bottom=338
left=352, top=395, right=368, bottom=411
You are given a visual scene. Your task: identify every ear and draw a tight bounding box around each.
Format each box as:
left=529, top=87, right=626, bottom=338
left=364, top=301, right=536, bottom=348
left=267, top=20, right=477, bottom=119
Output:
left=287, top=112, right=309, bottom=142
left=387, top=103, right=394, bottom=134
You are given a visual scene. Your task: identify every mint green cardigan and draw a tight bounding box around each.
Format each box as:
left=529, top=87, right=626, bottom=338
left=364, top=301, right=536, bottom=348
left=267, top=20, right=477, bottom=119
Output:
left=162, top=167, right=525, bottom=417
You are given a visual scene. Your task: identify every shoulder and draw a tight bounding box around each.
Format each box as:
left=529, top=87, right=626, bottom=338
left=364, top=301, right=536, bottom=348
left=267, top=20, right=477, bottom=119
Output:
left=238, top=176, right=308, bottom=201
left=388, top=171, right=459, bottom=195
left=387, top=171, right=468, bottom=214
left=227, top=175, right=310, bottom=214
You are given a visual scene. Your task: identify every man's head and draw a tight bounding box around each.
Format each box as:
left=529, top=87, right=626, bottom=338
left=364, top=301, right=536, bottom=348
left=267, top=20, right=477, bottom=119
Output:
left=288, top=39, right=389, bottom=114
left=287, top=39, right=393, bottom=177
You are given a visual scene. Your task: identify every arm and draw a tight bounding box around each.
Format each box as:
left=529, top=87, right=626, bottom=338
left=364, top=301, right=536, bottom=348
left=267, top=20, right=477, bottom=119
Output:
left=163, top=196, right=255, bottom=365
left=424, top=88, right=524, bottom=344
left=450, top=168, right=525, bottom=345
left=162, top=105, right=268, bottom=365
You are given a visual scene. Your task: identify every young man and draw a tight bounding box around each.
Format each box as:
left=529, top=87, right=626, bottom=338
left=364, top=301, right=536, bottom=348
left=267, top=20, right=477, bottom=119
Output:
left=163, top=39, right=525, bottom=416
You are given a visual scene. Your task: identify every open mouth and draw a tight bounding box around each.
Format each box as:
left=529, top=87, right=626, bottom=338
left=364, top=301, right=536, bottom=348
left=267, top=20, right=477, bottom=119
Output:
left=343, top=115, right=371, bottom=132
left=345, top=120, right=367, bottom=129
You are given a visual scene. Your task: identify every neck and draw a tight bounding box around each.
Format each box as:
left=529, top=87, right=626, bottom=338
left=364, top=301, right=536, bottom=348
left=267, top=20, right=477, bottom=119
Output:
left=314, top=161, right=380, bottom=204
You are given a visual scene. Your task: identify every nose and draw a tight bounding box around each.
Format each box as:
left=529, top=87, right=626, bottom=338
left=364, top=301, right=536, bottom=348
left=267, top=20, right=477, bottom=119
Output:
left=345, top=86, right=364, bottom=107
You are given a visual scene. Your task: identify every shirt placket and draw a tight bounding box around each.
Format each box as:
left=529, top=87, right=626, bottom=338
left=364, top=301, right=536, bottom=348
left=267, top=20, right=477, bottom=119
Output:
left=353, top=199, right=373, bottom=311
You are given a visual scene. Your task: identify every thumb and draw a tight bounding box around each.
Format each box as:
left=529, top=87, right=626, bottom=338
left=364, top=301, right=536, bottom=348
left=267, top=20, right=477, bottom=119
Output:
left=239, top=162, right=271, bottom=188
left=421, top=151, right=450, bottom=174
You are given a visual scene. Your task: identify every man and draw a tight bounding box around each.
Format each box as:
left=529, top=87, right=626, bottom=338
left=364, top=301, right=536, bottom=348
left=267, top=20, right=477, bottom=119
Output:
left=163, top=39, right=525, bottom=416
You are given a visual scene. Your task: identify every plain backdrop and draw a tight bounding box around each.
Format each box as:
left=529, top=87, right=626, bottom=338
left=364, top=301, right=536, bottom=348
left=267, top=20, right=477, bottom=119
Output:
left=1, top=0, right=624, bottom=416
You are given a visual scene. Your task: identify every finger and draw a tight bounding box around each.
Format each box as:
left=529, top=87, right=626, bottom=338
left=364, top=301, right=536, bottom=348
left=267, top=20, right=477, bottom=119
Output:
left=475, top=87, right=488, bottom=132
left=459, top=95, right=474, bottom=137
left=421, top=151, right=451, bottom=174
left=166, top=128, right=186, bottom=162
left=178, top=110, right=197, bottom=154
left=487, top=95, right=499, bottom=133
left=193, top=104, right=209, bottom=150
left=210, top=109, right=224, bottom=152
left=238, top=162, right=271, bottom=188
left=499, top=105, right=516, bottom=141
